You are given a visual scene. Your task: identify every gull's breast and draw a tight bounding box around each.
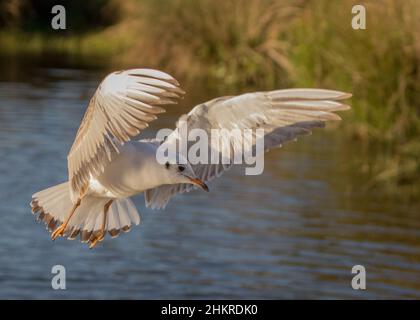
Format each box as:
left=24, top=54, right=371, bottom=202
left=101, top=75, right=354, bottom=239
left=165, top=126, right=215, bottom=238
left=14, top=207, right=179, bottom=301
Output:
left=88, top=140, right=161, bottom=199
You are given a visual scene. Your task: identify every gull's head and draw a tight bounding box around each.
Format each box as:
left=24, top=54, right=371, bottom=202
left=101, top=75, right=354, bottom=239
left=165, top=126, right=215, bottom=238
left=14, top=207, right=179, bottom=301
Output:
left=162, top=160, right=209, bottom=192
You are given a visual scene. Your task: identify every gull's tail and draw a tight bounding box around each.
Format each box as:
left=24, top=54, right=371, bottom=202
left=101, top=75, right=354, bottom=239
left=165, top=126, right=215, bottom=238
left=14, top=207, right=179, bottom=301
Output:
left=30, top=182, right=140, bottom=245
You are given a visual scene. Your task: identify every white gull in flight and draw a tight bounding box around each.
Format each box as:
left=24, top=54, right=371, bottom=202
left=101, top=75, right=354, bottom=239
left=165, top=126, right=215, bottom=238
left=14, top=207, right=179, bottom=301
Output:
left=30, top=68, right=351, bottom=248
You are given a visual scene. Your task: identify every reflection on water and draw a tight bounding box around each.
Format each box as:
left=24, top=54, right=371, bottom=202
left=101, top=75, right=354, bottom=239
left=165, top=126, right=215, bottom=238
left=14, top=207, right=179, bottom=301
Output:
left=0, top=60, right=419, bottom=299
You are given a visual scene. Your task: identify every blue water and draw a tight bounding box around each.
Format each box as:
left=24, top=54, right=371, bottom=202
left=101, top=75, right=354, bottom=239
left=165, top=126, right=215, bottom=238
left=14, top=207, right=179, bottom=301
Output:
left=0, top=65, right=419, bottom=299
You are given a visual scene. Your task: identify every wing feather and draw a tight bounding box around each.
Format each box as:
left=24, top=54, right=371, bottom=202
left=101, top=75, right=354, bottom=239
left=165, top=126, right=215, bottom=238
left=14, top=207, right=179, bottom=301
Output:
left=67, top=69, right=184, bottom=198
left=144, top=88, right=351, bottom=209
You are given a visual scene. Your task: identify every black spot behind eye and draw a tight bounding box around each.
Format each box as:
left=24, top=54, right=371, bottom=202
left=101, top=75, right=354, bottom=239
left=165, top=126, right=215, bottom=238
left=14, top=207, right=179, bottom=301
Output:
left=178, top=165, right=185, bottom=172
left=165, top=162, right=170, bottom=169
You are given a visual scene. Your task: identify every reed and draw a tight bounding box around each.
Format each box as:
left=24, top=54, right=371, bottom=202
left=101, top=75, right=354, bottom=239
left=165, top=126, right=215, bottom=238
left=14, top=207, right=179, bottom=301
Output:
left=286, top=0, right=420, bottom=199
left=117, top=0, right=304, bottom=88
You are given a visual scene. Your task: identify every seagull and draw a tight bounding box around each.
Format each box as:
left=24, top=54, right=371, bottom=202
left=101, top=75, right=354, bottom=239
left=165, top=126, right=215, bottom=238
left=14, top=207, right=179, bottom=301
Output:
left=30, top=68, right=351, bottom=248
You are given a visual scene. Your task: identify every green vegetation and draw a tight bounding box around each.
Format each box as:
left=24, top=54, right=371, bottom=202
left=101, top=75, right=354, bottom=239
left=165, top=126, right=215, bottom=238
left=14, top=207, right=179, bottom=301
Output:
left=287, top=0, right=420, bottom=200
left=1, top=0, right=419, bottom=200
left=0, top=30, right=126, bottom=57
left=0, top=0, right=126, bottom=58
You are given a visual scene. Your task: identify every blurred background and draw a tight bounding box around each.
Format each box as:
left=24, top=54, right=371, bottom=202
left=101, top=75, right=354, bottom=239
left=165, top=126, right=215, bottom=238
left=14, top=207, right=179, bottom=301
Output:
left=0, top=0, right=419, bottom=299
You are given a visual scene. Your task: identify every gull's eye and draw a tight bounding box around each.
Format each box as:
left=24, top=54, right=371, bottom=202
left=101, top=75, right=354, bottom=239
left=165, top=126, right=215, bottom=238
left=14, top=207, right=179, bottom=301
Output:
left=165, top=162, right=170, bottom=169
left=178, top=165, right=185, bottom=172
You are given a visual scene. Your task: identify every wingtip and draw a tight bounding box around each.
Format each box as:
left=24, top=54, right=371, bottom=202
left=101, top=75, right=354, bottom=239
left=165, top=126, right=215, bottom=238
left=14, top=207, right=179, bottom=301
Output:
left=339, top=103, right=351, bottom=110
left=339, top=92, right=353, bottom=100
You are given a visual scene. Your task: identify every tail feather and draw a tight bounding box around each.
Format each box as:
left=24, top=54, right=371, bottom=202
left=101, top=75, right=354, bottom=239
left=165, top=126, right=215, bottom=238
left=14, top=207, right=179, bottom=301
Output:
left=31, top=182, right=140, bottom=246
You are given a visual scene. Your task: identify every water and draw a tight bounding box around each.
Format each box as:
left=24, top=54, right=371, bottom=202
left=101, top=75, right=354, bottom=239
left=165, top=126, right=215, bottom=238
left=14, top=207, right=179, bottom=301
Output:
left=0, top=60, right=419, bottom=299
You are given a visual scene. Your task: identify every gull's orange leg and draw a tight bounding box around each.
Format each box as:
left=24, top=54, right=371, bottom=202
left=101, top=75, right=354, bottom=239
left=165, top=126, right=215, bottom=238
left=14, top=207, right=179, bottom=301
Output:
left=51, top=198, right=82, bottom=240
left=89, top=200, right=113, bottom=249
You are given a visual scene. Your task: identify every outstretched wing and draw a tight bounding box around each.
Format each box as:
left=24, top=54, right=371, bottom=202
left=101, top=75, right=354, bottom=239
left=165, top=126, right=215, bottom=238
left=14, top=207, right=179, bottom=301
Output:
left=67, top=68, right=184, bottom=198
left=144, top=89, right=351, bottom=209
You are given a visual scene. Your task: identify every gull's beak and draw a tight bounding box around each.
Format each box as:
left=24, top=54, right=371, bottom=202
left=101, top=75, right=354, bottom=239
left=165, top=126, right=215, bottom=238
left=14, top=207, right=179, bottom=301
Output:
left=187, top=177, right=209, bottom=192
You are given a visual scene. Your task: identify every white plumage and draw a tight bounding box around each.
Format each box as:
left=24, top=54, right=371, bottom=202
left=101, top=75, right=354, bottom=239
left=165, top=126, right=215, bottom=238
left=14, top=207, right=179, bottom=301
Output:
left=31, top=68, right=351, bottom=248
